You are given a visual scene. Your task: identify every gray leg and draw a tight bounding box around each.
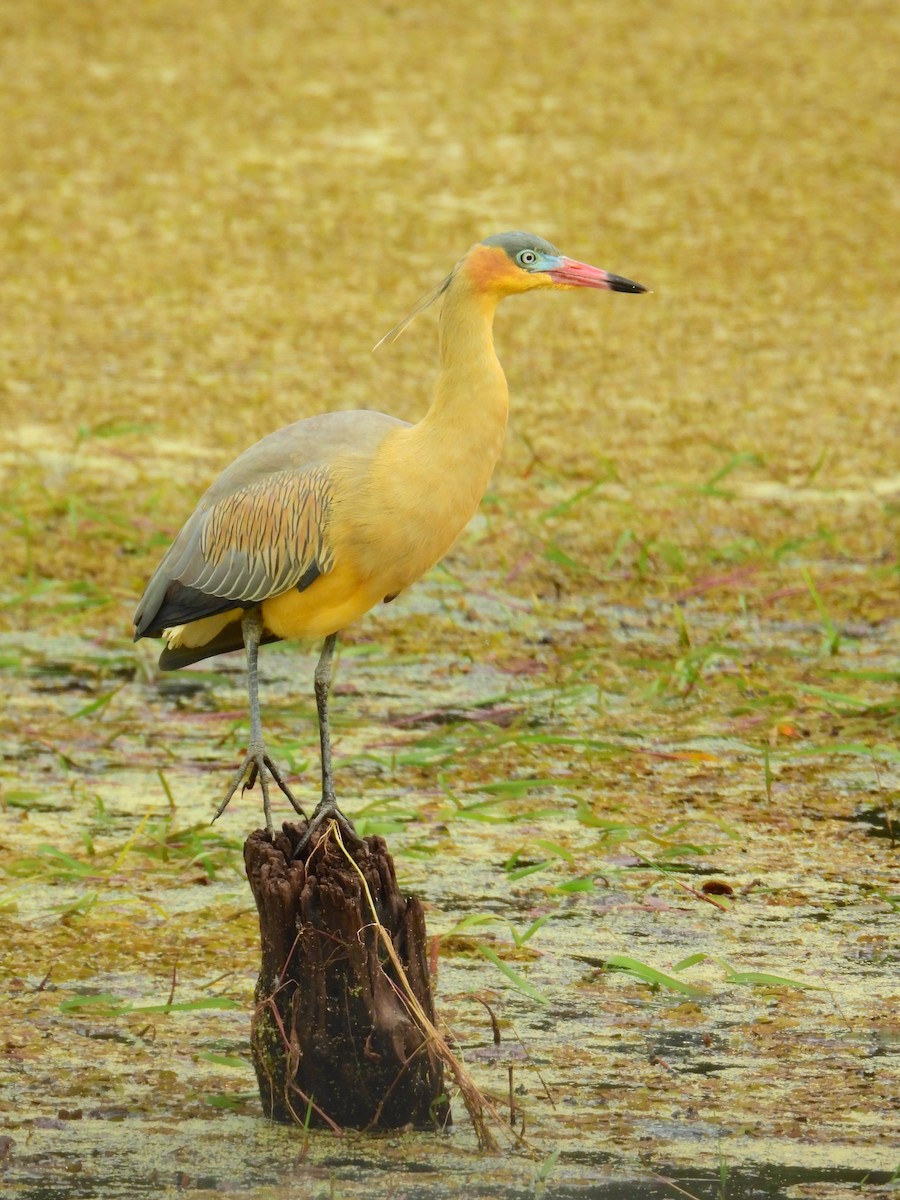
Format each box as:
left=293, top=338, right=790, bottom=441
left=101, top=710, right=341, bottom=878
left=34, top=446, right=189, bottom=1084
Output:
left=214, top=608, right=306, bottom=837
left=296, top=633, right=360, bottom=853
left=315, top=632, right=338, bottom=809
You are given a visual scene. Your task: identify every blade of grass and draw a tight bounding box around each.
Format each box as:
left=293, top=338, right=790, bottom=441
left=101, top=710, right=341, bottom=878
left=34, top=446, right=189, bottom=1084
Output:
left=475, top=943, right=549, bottom=1005
left=604, top=954, right=708, bottom=998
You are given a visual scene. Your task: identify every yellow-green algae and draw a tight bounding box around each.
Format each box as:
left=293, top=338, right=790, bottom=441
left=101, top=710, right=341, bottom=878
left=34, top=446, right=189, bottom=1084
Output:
left=1, top=0, right=897, bottom=1195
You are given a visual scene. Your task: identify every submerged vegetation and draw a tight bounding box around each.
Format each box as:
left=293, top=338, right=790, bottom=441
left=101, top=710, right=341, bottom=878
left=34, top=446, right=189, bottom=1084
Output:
left=1, top=0, right=897, bottom=1195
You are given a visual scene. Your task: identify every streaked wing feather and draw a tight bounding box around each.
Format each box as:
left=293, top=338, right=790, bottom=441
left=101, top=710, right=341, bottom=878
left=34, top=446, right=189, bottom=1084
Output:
left=136, top=466, right=334, bottom=636
left=190, top=466, right=334, bottom=599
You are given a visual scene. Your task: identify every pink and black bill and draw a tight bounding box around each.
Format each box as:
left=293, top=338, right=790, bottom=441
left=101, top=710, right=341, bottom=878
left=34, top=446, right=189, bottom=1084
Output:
left=482, top=231, right=646, bottom=293
left=546, top=257, right=647, bottom=293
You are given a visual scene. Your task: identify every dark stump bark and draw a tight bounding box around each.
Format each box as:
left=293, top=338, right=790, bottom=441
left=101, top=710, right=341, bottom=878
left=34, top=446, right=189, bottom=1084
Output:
left=244, top=821, right=449, bottom=1130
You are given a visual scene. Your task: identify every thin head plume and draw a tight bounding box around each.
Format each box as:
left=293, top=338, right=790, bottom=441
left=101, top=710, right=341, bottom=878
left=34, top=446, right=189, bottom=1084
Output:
left=372, top=267, right=457, bottom=352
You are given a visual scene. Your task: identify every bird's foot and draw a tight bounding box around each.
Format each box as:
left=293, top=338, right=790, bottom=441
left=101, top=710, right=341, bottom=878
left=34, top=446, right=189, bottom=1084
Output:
left=294, top=796, right=362, bottom=858
left=214, top=742, right=306, bottom=838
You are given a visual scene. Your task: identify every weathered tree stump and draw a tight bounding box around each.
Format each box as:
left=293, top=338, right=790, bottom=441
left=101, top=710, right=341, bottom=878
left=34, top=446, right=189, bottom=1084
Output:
left=244, top=822, right=449, bottom=1130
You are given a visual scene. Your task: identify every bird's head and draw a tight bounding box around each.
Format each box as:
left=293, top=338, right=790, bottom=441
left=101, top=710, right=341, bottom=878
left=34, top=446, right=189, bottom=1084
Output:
left=374, top=231, right=646, bottom=350
left=464, top=232, right=647, bottom=298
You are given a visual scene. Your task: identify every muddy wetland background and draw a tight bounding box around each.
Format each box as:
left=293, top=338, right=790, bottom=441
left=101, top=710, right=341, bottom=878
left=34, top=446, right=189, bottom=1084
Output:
left=1, top=1, right=898, bottom=1197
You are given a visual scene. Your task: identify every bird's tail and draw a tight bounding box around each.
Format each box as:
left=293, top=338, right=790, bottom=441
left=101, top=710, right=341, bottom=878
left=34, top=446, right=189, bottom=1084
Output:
left=157, top=623, right=283, bottom=670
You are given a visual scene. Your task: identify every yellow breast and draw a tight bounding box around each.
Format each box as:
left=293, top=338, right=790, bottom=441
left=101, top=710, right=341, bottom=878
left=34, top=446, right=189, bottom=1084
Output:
left=261, top=562, right=388, bottom=641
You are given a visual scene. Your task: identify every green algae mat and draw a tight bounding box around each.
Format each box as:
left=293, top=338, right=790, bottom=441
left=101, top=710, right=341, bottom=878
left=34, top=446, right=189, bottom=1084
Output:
left=1, top=1, right=897, bottom=1196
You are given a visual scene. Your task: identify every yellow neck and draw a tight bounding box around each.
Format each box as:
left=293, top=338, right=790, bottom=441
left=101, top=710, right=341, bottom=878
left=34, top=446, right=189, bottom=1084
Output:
left=351, top=271, right=511, bottom=595
left=414, top=272, right=509, bottom=471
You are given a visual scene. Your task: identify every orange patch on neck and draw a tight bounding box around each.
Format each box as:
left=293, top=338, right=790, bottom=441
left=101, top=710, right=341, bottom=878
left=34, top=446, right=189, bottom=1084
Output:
left=463, top=244, right=522, bottom=294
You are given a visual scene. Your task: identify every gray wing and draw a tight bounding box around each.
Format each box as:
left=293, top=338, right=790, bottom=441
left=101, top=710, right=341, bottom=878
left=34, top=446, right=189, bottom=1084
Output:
left=134, top=409, right=407, bottom=639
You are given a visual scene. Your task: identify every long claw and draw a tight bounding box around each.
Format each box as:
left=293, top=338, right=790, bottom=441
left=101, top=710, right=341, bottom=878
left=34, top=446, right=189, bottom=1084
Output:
left=262, top=755, right=306, bottom=816
left=213, top=746, right=306, bottom=838
left=294, top=798, right=362, bottom=858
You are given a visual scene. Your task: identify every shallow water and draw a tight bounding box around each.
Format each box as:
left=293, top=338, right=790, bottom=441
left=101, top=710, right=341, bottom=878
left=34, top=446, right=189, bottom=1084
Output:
left=2, top=586, right=897, bottom=1196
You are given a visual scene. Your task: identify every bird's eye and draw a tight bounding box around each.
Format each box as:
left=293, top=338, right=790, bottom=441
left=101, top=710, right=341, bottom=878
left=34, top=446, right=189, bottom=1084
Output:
left=517, top=249, right=538, bottom=267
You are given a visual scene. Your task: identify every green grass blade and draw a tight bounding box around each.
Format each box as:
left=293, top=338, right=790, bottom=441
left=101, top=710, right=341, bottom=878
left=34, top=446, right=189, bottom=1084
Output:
left=604, top=954, right=709, bottom=998
left=724, top=970, right=823, bottom=990
left=476, top=943, right=549, bottom=1005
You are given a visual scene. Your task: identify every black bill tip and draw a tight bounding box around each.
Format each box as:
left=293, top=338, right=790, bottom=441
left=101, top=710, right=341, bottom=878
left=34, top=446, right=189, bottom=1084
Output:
left=607, top=273, right=648, bottom=294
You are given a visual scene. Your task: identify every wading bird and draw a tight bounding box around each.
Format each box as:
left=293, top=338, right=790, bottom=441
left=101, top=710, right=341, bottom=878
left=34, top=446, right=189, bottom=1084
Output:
left=134, top=232, right=646, bottom=841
